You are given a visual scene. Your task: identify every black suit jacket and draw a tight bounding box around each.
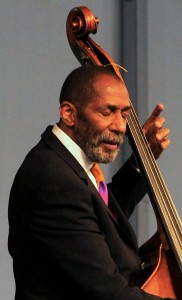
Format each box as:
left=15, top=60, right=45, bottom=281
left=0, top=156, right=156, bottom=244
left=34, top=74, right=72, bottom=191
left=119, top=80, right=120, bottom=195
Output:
left=8, top=126, right=168, bottom=300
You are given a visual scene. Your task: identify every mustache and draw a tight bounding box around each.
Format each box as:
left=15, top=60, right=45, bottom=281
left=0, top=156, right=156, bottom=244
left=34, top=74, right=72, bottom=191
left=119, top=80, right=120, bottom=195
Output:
left=97, top=132, right=124, bottom=145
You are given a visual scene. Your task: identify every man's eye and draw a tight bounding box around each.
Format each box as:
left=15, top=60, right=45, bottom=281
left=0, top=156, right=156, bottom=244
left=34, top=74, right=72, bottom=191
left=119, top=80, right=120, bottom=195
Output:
left=122, top=114, right=127, bottom=120
left=122, top=113, right=129, bottom=120
left=101, top=111, right=111, bottom=116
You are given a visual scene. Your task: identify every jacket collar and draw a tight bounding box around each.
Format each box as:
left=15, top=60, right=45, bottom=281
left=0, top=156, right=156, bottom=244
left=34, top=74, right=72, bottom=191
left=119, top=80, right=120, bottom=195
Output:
left=41, top=126, right=88, bottom=180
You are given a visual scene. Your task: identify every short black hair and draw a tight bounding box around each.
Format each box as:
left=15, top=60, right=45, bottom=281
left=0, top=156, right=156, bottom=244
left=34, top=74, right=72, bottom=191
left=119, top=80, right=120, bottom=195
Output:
left=59, top=65, right=121, bottom=108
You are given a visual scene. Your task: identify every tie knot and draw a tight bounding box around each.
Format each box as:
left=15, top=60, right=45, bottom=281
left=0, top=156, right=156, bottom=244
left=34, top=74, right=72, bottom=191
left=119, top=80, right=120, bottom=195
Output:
left=90, top=163, right=105, bottom=184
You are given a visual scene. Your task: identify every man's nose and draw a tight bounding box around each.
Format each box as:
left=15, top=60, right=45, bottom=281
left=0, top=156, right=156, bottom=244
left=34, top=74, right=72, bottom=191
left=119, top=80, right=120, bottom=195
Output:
left=109, top=113, right=127, bottom=133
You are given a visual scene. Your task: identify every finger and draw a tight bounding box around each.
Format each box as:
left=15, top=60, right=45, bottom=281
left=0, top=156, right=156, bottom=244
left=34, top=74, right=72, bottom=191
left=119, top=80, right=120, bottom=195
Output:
left=150, top=103, right=165, bottom=121
left=155, top=116, right=166, bottom=129
left=161, top=138, right=171, bottom=149
left=156, top=128, right=170, bottom=141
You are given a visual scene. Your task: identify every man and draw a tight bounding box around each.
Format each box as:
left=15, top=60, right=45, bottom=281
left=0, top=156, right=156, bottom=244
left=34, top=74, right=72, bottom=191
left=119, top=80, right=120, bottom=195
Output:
left=8, top=65, right=174, bottom=300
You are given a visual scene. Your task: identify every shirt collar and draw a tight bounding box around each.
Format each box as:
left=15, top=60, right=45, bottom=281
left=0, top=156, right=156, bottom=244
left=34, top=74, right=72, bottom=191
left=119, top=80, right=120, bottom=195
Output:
left=52, top=124, right=93, bottom=175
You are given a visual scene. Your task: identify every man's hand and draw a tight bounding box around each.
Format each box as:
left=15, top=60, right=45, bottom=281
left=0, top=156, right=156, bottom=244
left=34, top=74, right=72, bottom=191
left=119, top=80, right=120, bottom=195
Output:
left=142, top=103, right=171, bottom=159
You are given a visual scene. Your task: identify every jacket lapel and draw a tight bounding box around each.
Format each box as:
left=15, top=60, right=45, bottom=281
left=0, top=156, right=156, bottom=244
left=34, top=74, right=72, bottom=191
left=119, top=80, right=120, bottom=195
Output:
left=107, top=189, right=138, bottom=250
left=85, top=174, right=138, bottom=250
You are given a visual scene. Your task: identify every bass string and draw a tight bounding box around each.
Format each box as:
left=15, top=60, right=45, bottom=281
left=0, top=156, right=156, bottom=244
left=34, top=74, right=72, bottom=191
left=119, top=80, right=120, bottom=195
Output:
left=128, top=104, right=182, bottom=265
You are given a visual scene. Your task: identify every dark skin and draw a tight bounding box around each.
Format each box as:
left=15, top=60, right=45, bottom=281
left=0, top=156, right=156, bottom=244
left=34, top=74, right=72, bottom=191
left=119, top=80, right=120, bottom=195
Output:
left=143, top=103, right=170, bottom=159
left=58, top=74, right=170, bottom=162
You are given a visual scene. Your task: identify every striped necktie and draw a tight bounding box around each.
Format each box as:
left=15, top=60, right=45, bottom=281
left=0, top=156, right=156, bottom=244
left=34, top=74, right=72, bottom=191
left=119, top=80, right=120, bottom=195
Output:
left=90, top=163, right=108, bottom=205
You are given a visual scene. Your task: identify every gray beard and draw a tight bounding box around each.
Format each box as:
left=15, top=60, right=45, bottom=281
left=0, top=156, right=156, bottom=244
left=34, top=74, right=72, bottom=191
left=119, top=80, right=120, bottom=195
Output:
left=74, top=128, right=123, bottom=163
left=74, top=110, right=124, bottom=163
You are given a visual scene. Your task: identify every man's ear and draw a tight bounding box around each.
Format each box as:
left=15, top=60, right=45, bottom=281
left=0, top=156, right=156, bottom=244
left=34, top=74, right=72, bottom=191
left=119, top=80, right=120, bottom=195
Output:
left=59, top=101, right=76, bottom=126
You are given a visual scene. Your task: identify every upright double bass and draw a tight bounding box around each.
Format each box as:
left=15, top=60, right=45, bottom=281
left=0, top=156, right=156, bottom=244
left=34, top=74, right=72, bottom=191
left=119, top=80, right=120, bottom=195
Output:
left=66, top=6, right=182, bottom=299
